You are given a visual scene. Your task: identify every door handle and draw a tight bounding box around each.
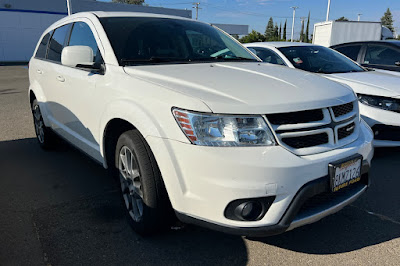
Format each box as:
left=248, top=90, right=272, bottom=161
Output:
left=37, top=69, right=43, bottom=74
left=395, top=61, right=400, bottom=66
left=56, top=75, right=65, bottom=82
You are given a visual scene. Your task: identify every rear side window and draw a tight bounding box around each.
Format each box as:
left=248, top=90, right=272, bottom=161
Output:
left=364, top=44, right=400, bottom=65
left=35, top=32, right=51, bottom=59
left=334, top=45, right=362, bottom=61
left=67, top=22, right=101, bottom=63
left=47, top=24, right=71, bottom=62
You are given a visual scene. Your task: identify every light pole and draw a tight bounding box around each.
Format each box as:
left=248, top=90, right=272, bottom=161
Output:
left=326, top=0, right=331, bottom=21
left=66, top=0, right=72, bottom=15
left=192, top=2, right=202, bottom=20
left=290, top=6, right=298, bottom=42
left=357, top=13, right=362, bottom=21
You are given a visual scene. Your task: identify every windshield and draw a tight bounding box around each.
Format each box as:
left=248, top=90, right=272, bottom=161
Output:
left=278, top=46, right=365, bottom=74
left=99, top=17, right=258, bottom=65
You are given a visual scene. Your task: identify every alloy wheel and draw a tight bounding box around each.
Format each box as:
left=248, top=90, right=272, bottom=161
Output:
left=33, top=104, right=45, bottom=144
left=118, top=146, right=144, bottom=222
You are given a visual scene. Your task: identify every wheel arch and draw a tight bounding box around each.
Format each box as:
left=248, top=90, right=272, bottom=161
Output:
left=99, top=99, right=170, bottom=169
left=102, top=118, right=136, bottom=170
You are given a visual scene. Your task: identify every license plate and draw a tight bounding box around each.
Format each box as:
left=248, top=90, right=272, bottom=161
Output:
left=330, top=157, right=362, bottom=192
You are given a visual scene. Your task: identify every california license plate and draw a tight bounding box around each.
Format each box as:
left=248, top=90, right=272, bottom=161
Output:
left=330, top=156, right=362, bottom=192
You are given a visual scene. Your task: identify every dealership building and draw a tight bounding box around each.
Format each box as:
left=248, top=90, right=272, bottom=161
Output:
left=0, top=0, right=248, bottom=63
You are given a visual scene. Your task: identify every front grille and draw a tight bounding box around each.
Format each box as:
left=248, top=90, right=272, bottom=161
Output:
left=282, top=133, right=329, bottom=149
left=267, top=109, right=323, bottom=125
left=332, top=102, right=353, bottom=117
left=338, top=122, right=355, bottom=140
left=266, top=101, right=358, bottom=155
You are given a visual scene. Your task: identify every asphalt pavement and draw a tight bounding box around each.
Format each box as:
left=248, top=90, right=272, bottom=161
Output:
left=0, top=66, right=399, bottom=265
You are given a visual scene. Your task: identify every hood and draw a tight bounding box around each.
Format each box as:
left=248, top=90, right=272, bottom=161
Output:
left=124, top=62, right=355, bottom=114
left=325, top=71, right=400, bottom=98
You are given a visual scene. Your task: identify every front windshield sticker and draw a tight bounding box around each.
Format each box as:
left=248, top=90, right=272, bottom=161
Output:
left=293, top=57, right=303, bottom=64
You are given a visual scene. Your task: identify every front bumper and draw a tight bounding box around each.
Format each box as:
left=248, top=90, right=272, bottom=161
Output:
left=146, top=122, right=373, bottom=236
left=176, top=164, right=369, bottom=237
left=359, top=102, right=400, bottom=147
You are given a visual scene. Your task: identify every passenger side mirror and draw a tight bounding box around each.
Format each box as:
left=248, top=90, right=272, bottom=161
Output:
left=61, top=46, right=95, bottom=68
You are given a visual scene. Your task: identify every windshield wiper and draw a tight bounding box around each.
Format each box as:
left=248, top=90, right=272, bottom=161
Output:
left=211, top=55, right=258, bottom=62
left=121, top=57, right=189, bottom=66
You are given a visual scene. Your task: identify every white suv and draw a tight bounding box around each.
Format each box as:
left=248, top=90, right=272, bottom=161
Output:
left=29, top=12, right=374, bottom=236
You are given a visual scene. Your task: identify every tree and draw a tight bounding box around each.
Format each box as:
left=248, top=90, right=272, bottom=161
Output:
left=336, top=16, right=349, bottom=21
left=279, top=23, right=282, bottom=40
left=300, top=19, right=305, bottom=42
left=305, top=11, right=310, bottom=43
left=112, top=0, right=145, bottom=5
left=239, top=30, right=266, bottom=43
left=381, top=8, right=394, bottom=32
left=273, top=23, right=279, bottom=41
left=283, top=19, right=287, bottom=41
left=265, top=17, right=275, bottom=41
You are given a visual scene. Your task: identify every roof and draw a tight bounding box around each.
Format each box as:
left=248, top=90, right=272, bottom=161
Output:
left=331, top=40, right=400, bottom=47
left=47, top=11, right=197, bottom=31
left=91, top=11, right=191, bottom=20
left=55, top=11, right=193, bottom=24
left=244, top=42, right=317, bottom=48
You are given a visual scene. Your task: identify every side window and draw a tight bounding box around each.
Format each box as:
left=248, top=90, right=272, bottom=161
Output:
left=35, top=32, right=51, bottom=59
left=67, top=22, right=101, bottom=63
left=335, top=45, right=362, bottom=61
left=47, top=24, right=71, bottom=62
left=364, top=44, right=400, bottom=65
left=252, top=47, right=286, bottom=66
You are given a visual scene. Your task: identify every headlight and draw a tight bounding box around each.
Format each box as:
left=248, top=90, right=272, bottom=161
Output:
left=358, top=94, right=400, bottom=113
left=172, top=108, right=276, bottom=146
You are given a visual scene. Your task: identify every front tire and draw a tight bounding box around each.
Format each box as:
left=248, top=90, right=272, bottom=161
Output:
left=115, top=129, right=173, bottom=235
left=31, top=99, right=57, bottom=149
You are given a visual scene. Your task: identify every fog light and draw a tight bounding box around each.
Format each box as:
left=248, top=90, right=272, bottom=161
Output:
left=239, top=201, right=263, bottom=221
left=224, top=196, right=275, bottom=221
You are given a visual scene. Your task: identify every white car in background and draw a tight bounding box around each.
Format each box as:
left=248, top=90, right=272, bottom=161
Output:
left=245, top=42, right=400, bottom=147
left=29, top=12, right=373, bottom=237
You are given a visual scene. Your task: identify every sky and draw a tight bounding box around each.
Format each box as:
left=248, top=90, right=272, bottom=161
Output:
left=101, top=0, right=400, bottom=38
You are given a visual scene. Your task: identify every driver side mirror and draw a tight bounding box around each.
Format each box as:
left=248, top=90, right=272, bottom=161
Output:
left=61, top=45, right=95, bottom=68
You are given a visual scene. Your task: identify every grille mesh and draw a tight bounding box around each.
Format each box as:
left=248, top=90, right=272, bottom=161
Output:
left=282, top=133, right=329, bottom=149
left=267, top=109, right=324, bottom=125
left=332, top=102, right=354, bottom=117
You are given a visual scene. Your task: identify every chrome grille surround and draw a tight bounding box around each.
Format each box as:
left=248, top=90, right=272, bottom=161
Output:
left=265, top=101, right=360, bottom=156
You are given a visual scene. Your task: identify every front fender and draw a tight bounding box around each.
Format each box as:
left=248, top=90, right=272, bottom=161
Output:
left=98, top=99, right=198, bottom=167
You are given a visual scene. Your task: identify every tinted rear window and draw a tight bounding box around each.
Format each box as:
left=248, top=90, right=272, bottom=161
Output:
left=334, top=45, right=362, bottom=61
left=35, top=32, right=51, bottom=59
left=47, top=24, right=71, bottom=62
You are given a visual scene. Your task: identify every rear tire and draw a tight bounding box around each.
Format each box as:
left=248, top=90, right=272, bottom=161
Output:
left=115, top=129, right=173, bottom=235
left=31, top=99, right=58, bottom=149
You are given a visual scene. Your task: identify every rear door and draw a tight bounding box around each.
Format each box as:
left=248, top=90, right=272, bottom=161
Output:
left=43, top=23, right=72, bottom=123
left=361, top=43, right=400, bottom=72
left=29, top=31, right=52, bottom=117
left=46, top=19, right=105, bottom=161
